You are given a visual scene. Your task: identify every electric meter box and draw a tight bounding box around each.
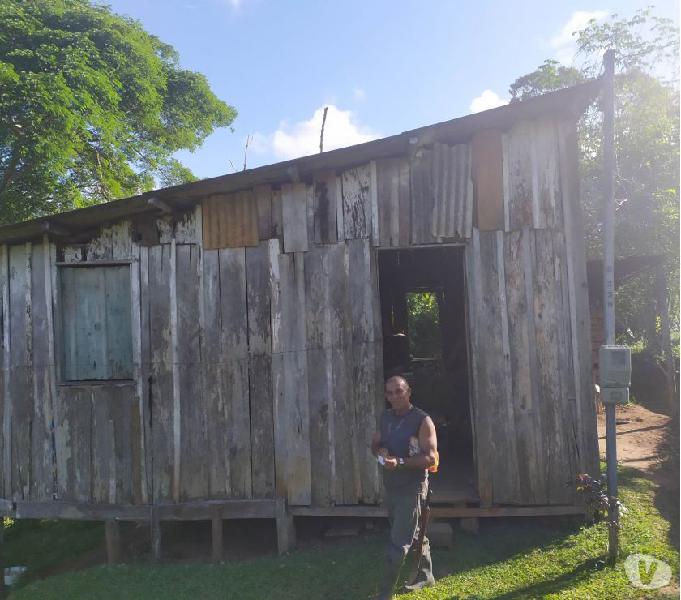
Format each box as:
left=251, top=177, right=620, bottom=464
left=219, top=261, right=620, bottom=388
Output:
left=599, top=345, right=632, bottom=388
left=600, top=387, right=629, bottom=405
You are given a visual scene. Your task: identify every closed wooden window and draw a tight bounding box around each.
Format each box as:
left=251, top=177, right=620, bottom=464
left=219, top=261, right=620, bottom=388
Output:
left=59, top=265, right=133, bottom=381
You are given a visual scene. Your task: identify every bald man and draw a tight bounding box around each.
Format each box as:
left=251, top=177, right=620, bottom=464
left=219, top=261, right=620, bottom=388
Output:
left=371, top=375, right=437, bottom=599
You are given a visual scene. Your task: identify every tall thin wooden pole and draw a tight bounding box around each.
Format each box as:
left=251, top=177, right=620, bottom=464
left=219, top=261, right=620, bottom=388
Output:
left=602, top=48, right=619, bottom=564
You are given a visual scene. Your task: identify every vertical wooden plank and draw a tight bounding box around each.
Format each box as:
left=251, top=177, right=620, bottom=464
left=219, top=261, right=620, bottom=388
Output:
left=130, top=243, right=147, bottom=504
left=174, top=209, right=199, bottom=245
left=54, top=387, right=92, bottom=502
left=87, top=226, right=113, bottom=260
left=9, top=244, right=32, bottom=499
left=29, top=243, right=52, bottom=500
left=304, top=247, right=334, bottom=506
left=110, top=222, right=133, bottom=259
left=147, top=244, right=174, bottom=502
left=341, top=164, right=372, bottom=240
left=168, top=239, right=181, bottom=502
left=506, top=121, right=535, bottom=230
left=535, top=120, right=561, bottom=229
left=503, top=228, right=536, bottom=504
left=246, top=240, right=277, bottom=499
left=348, top=239, right=382, bottom=503
left=398, top=159, right=411, bottom=246
left=201, top=249, right=230, bottom=498
left=376, top=158, right=400, bottom=247
left=558, top=119, right=599, bottom=477
left=272, top=252, right=310, bottom=505
left=533, top=230, right=570, bottom=503
left=495, top=231, right=521, bottom=503
left=369, top=160, right=379, bottom=246
left=521, top=228, right=548, bottom=504
left=219, top=248, right=251, bottom=498
left=254, top=185, right=273, bottom=241
left=465, top=230, right=493, bottom=506
left=476, top=232, right=517, bottom=503
left=271, top=188, right=284, bottom=240
left=335, top=175, right=345, bottom=244
left=176, top=244, right=207, bottom=500
left=282, top=183, right=309, bottom=253
left=326, top=242, right=357, bottom=503
left=312, top=173, right=338, bottom=245
left=92, top=385, right=135, bottom=504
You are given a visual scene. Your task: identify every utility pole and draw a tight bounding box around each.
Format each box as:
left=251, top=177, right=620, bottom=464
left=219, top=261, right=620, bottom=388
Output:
left=602, top=48, right=619, bottom=564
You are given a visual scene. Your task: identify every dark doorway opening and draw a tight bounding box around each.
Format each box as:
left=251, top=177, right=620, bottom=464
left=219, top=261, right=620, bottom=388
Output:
left=378, top=246, right=477, bottom=504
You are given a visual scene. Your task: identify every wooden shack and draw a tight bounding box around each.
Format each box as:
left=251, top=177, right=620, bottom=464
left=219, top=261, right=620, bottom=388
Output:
left=0, top=81, right=601, bottom=559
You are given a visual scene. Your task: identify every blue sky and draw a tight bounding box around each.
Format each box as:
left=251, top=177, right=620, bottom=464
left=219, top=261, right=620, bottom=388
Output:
left=107, top=0, right=679, bottom=180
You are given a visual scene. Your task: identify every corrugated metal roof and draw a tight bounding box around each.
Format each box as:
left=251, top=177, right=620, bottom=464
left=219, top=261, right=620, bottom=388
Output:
left=0, top=79, right=601, bottom=244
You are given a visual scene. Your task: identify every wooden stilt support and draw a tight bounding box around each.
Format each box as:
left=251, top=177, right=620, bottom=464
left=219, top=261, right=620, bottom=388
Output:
left=211, top=510, right=223, bottom=563
left=275, top=497, right=295, bottom=555
left=459, top=517, right=479, bottom=534
left=105, top=520, right=121, bottom=564
left=151, top=507, right=162, bottom=561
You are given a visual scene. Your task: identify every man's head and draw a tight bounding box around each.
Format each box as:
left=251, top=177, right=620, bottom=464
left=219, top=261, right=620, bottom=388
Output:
left=385, top=375, right=412, bottom=413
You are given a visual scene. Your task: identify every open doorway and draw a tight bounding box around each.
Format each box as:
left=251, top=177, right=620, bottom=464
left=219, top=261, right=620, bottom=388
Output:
left=378, top=246, right=477, bottom=504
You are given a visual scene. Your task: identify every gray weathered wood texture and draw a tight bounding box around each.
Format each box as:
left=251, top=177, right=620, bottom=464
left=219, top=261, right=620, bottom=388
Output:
left=0, top=115, right=597, bottom=516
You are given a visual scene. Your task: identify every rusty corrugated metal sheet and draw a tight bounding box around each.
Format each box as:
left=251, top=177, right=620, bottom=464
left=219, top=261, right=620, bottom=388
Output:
left=202, top=191, right=259, bottom=249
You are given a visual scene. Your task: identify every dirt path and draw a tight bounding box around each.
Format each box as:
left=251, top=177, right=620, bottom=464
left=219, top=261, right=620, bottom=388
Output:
left=597, top=402, right=671, bottom=475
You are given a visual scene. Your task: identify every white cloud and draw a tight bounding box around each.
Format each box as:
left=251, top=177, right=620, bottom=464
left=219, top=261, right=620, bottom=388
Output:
left=256, top=105, right=380, bottom=161
left=550, top=10, right=608, bottom=64
left=469, top=90, right=507, bottom=114
left=218, top=0, right=241, bottom=9
left=353, top=87, right=366, bottom=102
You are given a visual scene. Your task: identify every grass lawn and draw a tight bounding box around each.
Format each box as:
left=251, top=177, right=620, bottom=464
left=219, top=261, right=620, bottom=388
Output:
left=5, top=465, right=679, bottom=599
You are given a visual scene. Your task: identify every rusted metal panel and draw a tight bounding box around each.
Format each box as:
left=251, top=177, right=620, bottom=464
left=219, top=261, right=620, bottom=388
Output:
left=471, top=130, right=504, bottom=231
left=201, top=191, right=258, bottom=250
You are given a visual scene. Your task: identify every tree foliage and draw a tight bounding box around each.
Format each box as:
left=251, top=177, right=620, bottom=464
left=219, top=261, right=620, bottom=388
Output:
left=508, top=8, right=679, bottom=342
left=406, top=292, right=442, bottom=359
left=0, top=0, right=236, bottom=223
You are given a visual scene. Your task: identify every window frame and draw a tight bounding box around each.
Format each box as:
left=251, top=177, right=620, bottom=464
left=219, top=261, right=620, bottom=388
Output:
left=56, top=259, right=135, bottom=384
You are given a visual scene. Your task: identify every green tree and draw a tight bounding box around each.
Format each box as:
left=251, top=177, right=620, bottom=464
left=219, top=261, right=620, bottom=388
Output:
left=508, top=8, right=679, bottom=343
left=0, top=0, right=236, bottom=223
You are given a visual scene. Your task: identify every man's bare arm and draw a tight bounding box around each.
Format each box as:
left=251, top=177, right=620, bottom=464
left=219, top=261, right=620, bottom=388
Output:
left=403, top=416, right=437, bottom=470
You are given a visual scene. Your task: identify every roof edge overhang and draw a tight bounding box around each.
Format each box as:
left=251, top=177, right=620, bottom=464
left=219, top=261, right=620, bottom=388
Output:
left=0, top=78, right=602, bottom=245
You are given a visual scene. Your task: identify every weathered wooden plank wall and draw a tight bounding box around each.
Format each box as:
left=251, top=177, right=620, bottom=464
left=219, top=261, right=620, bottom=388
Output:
left=0, top=116, right=597, bottom=512
left=465, top=119, right=594, bottom=506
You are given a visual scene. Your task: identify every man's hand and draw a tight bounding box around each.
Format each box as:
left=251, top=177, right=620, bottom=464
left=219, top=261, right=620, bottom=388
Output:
left=382, top=457, right=398, bottom=471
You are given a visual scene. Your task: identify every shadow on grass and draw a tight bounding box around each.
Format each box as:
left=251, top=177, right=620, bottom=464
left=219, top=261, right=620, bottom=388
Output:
left=487, top=557, right=607, bottom=600
left=431, top=514, right=586, bottom=581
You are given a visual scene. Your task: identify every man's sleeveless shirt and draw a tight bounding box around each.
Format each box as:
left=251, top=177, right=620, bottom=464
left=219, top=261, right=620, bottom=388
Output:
left=379, top=406, right=429, bottom=494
